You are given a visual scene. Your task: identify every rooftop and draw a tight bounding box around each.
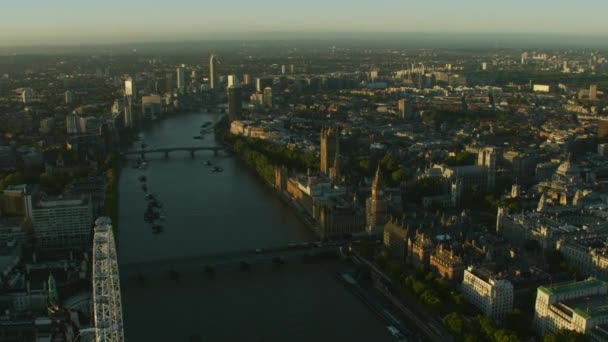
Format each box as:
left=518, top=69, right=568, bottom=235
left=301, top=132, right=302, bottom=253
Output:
left=539, top=277, right=606, bottom=296
left=562, top=295, right=608, bottom=320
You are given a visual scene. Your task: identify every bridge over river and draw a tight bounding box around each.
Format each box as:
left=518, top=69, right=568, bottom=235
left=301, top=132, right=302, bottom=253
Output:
left=121, top=146, right=224, bottom=158
left=120, top=242, right=348, bottom=276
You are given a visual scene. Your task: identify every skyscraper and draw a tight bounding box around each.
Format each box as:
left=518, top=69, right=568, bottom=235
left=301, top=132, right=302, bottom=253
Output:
left=124, top=77, right=134, bottom=128
left=228, top=86, right=242, bottom=121
left=210, top=54, right=218, bottom=90
left=398, top=98, right=413, bottom=120
left=227, top=75, right=238, bottom=88
left=165, top=72, right=175, bottom=94
left=242, top=73, right=251, bottom=86
left=176, top=66, right=187, bottom=90
left=256, top=77, right=272, bottom=92
left=320, top=127, right=339, bottom=175
left=263, top=87, right=273, bottom=108
left=65, top=90, right=73, bottom=105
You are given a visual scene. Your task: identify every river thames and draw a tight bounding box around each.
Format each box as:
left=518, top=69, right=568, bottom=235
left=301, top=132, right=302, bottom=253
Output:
left=117, top=111, right=395, bottom=341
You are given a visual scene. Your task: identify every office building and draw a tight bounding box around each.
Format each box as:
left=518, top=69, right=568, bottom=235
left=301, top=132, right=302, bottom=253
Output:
left=256, top=78, right=272, bottom=92
left=366, top=166, right=389, bottom=235
left=557, top=239, right=608, bottom=281
left=398, top=98, right=413, bottom=120
left=64, top=90, right=73, bottom=105
left=30, top=195, right=94, bottom=249
left=66, top=114, right=80, bottom=134
left=227, top=75, right=238, bottom=88
left=533, top=84, right=550, bottom=93
left=598, top=119, right=608, bottom=139
left=462, top=266, right=513, bottom=320
left=590, top=85, right=598, bottom=100
left=242, top=73, right=251, bottom=86
left=164, top=72, right=174, bottom=94
left=263, top=87, right=273, bottom=108
left=209, top=55, right=218, bottom=90
left=383, top=219, right=409, bottom=261
left=142, top=95, right=162, bottom=118
left=281, top=64, right=286, bottom=75
left=177, top=66, right=187, bottom=90
left=39, top=117, right=54, bottom=134
left=124, top=77, right=135, bottom=128
left=228, top=86, right=242, bottom=121
left=78, top=116, right=102, bottom=135
left=534, top=278, right=608, bottom=336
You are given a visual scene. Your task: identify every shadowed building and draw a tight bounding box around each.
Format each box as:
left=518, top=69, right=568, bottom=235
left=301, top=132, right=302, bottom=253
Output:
left=228, top=86, right=242, bottom=121
left=383, top=218, right=410, bottom=261
left=408, top=230, right=433, bottom=267
left=320, top=127, right=339, bottom=175
left=366, top=166, right=388, bottom=235
left=430, top=245, right=465, bottom=282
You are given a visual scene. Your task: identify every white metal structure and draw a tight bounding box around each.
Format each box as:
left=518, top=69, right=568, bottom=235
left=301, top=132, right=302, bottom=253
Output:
left=92, top=217, right=124, bottom=342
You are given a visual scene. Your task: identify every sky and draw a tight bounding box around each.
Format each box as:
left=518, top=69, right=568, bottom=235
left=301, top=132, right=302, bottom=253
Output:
left=1, top=0, right=607, bottom=46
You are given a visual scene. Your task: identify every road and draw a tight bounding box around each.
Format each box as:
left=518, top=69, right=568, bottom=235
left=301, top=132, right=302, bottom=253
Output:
left=350, top=251, right=453, bottom=342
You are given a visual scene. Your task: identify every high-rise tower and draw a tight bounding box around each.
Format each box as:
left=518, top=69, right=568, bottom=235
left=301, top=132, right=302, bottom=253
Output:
left=124, top=77, right=134, bottom=128
left=176, top=66, right=187, bottom=90
left=228, top=85, right=242, bottom=121
left=320, top=127, right=339, bottom=175
left=210, top=54, right=218, bottom=90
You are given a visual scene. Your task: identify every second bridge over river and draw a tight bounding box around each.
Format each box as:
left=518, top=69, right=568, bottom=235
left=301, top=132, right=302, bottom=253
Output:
left=121, top=146, right=225, bottom=158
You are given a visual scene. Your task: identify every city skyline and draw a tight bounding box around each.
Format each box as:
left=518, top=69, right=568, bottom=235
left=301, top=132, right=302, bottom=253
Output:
left=2, top=0, right=608, bottom=46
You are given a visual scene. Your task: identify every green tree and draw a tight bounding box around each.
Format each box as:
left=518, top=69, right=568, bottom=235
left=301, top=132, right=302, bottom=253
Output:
left=545, top=249, right=564, bottom=274
left=544, top=329, right=586, bottom=342
left=443, top=312, right=467, bottom=337
left=385, top=260, right=402, bottom=281
left=391, top=168, right=407, bottom=186
left=504, top=309, right=531, bottom=338
left=381, top=153, right=399, bottom=172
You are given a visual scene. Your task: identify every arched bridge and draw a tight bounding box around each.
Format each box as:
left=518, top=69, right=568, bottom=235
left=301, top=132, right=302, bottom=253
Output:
left=121, top=146, right=224, bottom=158
left=120, top=241, right=349, bottom=276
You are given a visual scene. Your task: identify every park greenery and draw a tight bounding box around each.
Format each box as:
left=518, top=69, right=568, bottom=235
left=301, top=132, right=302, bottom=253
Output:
left=99, top=153, right=119, bottom=236
left=543, top=329, right=587, bottom=342
left=371, top=251, right=528, bottom=342
left=215, top=115, right=318, bottom=184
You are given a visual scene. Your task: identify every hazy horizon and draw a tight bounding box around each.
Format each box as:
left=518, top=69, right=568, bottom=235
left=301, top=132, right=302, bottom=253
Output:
left=2, top=0, right=608, bottom=47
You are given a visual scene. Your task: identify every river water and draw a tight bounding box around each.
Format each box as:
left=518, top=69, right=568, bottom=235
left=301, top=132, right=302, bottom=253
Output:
left=117, top=111, right=394, bottom=341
